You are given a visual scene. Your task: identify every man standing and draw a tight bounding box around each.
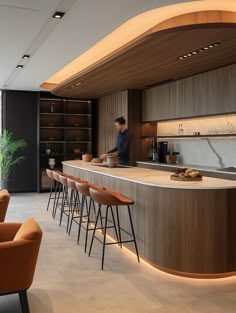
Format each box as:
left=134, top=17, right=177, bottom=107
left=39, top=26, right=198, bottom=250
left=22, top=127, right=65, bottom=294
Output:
left=100, top=116, right=131, bottom=165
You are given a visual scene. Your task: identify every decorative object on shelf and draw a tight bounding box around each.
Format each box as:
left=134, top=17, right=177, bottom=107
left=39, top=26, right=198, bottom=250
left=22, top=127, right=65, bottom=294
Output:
left=48, top=158, right=56, bottom=169
left=82, top=153, right=92, bottom=162
left=48, top=137, right=55, bottom=141
left=73, top=148, right=81, bottom=154
left=48, top=123, right=54, bottom=127
left=171, top=168, right=203, bottom=181
left=75, top=137, right=81, bottom=141
left=0, top=129, right=27, bottom=190
left=50, top=103, right=55, bottom=113
left=45, top=144, right=51, bottom=155
left=73, top=123, right=79, bottom=127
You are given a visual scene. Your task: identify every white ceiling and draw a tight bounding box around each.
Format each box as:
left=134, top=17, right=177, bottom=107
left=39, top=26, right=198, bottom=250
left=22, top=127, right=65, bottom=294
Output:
left=0, top=0, right=196, bottom=91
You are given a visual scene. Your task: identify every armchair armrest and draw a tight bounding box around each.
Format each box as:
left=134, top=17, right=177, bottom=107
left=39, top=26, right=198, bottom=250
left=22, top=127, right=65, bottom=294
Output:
left=0, top=239, right=38, bottom=294
left=0, top=223, right=22, bottom=242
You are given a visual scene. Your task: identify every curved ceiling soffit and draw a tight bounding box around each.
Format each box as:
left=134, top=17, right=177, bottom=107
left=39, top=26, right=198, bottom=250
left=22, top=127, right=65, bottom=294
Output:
left=41, top=0, right=236, bottom=89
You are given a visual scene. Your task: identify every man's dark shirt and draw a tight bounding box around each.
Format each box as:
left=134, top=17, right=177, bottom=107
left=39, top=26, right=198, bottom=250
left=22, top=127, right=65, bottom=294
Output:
left=108, top=129, right=131, bottom=164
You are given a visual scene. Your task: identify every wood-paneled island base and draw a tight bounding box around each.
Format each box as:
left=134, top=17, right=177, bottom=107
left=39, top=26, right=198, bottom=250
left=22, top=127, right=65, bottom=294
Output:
left=63, top=160, right=236, bottom=278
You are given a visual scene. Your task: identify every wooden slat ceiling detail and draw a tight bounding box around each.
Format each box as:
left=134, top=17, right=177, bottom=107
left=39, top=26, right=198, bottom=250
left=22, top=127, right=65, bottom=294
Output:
left=50, top=10, right=236, bottom=99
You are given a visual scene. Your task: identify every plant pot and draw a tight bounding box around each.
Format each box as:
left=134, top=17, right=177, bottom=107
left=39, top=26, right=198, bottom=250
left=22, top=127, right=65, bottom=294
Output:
left=0, top=180, right=9, bottom=190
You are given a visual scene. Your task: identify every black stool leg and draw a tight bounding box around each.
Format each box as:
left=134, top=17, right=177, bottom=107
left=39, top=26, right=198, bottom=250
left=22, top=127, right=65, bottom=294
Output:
left=127, top=205, right=140, bottom=263
left=53, top=182, right=61, bottom=219
left=46, top=180, right=54, bottom=211
left=77, top=195, right=85, bottom=244
left=69, top=191, right=79, bottom=235
left=59, top=186, right=67, bottom=226
left=89, top=204, right=101, bottom=257
left=19, top=290, right=30, bottom=313
left=85, top=197, right=92, bottom=253
left=116, top=206, right=122, bottom=248
left=110, top=206, right=120, bottom=245
left=101, top=205, right=109, bottom=270
left=52, top=181, right=58, bottom=218
left=66, top=189, right=74, bottom=233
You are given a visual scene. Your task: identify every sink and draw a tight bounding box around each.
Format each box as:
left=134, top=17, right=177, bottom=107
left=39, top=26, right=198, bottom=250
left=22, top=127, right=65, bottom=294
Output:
left=94, top=164, right=132, bottom=169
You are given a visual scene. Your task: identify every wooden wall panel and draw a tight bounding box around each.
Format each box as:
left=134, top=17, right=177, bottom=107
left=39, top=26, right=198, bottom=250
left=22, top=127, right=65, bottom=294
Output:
left=97, top=91, right=128, bottom=157
left=143, top=64, right=236, bottom=122
left=97, top=90, right=142, bottom=165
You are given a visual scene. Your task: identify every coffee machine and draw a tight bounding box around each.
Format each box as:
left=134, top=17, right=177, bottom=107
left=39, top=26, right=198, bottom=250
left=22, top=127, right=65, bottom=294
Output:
left=157, top=141, right=168, bottom=163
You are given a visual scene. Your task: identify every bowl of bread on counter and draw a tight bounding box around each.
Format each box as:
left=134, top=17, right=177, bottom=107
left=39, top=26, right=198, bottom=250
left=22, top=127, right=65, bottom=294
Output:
left=171, top=168, right=203, bottom=181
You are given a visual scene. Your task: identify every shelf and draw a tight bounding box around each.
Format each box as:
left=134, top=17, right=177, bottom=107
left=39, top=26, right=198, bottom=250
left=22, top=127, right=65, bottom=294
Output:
left=40, top=113, right=91, bottom=116
left=141, top=134, right=236, bottom=139
left=40, top=126, right=91, bottom=129
left=40, top=141, right=91, bottom=143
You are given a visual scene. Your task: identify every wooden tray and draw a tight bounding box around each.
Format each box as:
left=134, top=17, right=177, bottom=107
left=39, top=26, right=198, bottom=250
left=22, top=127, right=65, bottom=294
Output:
left=170, top=175, right=203, bottom=181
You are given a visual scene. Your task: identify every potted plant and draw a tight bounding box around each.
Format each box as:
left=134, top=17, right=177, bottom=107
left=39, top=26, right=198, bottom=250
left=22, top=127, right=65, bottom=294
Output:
left=0, top=129, right=27, bottom=190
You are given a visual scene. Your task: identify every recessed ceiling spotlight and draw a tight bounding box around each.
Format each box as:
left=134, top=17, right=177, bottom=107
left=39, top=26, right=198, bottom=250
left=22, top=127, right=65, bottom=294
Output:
left=70, top=85, right=75, bottom=88
left=177, top=42, right=221, bottom=61
left=53, top=11, right=65, bottom=19
left=75, top=82, right=82, bottom=86
left=22, top=54, right=30, bottom=59
left=16, top=65, right=24, bottom=69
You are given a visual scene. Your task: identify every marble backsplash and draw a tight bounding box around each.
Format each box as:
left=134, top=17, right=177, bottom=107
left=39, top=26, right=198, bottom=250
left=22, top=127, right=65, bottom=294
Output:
left=168, top=138, right=236, bottom=168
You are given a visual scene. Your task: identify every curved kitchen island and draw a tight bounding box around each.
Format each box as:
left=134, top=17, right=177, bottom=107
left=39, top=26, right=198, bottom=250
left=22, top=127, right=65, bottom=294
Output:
left=63, top=160, right=236, bottom=278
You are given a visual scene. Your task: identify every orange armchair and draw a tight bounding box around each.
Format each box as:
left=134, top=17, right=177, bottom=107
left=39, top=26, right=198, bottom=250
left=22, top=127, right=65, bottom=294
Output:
left=0, top=189, right=10, bottom=222
left=0, top=218, right=43, bottom=313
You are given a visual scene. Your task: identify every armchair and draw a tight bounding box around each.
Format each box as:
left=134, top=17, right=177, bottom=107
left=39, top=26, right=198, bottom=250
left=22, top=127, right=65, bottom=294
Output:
left=0, top=189, right=10, bottom=222
left=0, top=218, right=43, bottom=313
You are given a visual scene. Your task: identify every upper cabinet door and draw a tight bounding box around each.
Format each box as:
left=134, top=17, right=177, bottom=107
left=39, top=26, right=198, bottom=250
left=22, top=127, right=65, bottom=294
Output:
left=142, top=64, right=236, bottom=122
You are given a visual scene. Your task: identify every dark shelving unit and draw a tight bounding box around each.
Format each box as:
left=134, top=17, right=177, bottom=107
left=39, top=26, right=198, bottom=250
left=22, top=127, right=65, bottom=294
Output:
left=38, top=96, right=92, bottom=192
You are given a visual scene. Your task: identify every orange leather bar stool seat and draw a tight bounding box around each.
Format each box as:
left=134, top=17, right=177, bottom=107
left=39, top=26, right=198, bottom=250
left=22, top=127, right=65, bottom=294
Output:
left=0, top=218, right=43, bottom=313
left=89, top=188, right=139, bottom=270
left=0, top=189, right=10, bottom=222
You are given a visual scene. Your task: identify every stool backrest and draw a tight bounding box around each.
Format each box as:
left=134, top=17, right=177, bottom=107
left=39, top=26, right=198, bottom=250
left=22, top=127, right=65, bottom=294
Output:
left=59, top=175, right=68, bottom=187
left=76, top=182, right=104, bottom=197
left=89, top=188, right=124, bottom=206
left=46, top=169, right=54, bottom=180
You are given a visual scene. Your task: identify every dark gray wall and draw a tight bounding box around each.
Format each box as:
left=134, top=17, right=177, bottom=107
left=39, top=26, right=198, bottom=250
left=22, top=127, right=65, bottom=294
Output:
left=2, top=90, right=39, bottom=192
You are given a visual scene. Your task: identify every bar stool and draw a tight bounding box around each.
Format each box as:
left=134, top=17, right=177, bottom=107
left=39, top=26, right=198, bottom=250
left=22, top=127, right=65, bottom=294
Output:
left=67, top=177, right=88, bottom=236
left=74, top=181, right=105, bottom=252
left=52, top=171, right=74, bottom=221
left=88, top=188, right=140, bottom=270
left=46, top=169, right=67, bottom=216
left=46, top=169, right=57, bottom=212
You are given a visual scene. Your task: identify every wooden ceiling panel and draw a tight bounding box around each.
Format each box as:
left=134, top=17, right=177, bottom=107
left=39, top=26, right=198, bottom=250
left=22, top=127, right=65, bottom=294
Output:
left=52, top=25, right=236, bottom=99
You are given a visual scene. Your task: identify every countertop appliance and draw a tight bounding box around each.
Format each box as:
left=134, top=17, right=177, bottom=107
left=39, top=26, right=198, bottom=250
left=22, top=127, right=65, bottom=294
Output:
left=147, top=139, right=158, bottom=161
left=157, top=141, right=168, bottom=163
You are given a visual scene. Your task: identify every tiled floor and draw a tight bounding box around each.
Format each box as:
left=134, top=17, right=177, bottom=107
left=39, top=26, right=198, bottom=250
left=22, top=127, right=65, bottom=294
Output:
left=1, top=193, right=236, bottom=313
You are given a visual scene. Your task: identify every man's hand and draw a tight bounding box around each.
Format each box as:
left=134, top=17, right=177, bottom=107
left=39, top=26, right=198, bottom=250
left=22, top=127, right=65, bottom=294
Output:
left=100, top=153, right=108, bottom=159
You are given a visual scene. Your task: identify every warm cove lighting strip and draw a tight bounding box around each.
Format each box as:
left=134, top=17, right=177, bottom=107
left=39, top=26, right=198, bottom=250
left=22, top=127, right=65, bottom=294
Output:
left=90, top=220, right=236, bottom=282
left=42, top=0, right=236, bottom=88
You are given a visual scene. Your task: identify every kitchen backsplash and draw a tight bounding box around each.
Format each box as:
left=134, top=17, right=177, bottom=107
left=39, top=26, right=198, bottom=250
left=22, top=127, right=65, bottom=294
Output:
left=168, top=138, right=236, bottom=168
left=157, top=114, right=236, bottom=167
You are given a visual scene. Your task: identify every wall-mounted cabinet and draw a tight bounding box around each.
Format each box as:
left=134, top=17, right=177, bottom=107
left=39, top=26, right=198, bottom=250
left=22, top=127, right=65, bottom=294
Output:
left=142, top=64, right=236, bottom=122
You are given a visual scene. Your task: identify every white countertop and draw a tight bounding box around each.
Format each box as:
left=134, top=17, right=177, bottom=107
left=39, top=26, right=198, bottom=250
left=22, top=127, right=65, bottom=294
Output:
left=63, top=160, right=236, bottom=190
